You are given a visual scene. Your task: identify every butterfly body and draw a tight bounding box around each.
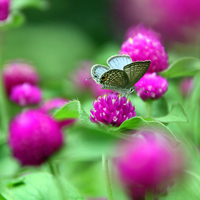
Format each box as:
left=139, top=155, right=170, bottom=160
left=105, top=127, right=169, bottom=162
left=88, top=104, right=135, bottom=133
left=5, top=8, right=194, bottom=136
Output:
left=91, top=55, right=151, bottom=96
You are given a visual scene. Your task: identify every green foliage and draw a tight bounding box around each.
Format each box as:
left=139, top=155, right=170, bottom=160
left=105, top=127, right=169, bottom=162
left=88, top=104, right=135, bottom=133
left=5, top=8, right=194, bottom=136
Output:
left=161, top=57, right=200, bottom=78
left=6, top=173, right=85, bottom=200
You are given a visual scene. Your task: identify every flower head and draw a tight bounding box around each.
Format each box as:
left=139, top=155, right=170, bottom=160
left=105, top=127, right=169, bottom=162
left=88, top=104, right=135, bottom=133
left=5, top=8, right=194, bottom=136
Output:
left=10, top=83, right=42, bottom=106
left=0, top=0, right=9, bottom=21
left=9, top=110, right=63, bottom=166
left=125, top=24, right=161, bottom=41
left=40, top=98, right=76, bottom=128
left=179, top=77, right=193, bottom=97
left=115, top=130, right=185, bottom=199
left=2, top=61, right=39, bottom=95
left=120, top=30, right=169, bottom=73
left=90, top=93, right=136, bottom=127
left=135, top=73, right=168, bottom=101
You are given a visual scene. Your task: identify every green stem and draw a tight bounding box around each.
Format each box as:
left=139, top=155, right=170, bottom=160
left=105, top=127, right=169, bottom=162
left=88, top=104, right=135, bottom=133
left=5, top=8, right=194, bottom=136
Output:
left=145, top=189, right=154, bottom=200
left=102, top=154, right=113, bottom=200
left=0, top=48, right=8, bottom=135
left=145, top=100, right=152, bottom=118
left=48, top=161, right=66, bottom=200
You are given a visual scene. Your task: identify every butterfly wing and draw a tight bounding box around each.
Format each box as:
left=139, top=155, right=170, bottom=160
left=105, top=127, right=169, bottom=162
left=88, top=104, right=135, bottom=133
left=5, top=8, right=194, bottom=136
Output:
left=107, top=55, right=132, bottom=70
left=123, top=60, right=151, bottom=86
left=91, top=64, right=110, bottom=83
left=99, top=69, right=129, bottom=89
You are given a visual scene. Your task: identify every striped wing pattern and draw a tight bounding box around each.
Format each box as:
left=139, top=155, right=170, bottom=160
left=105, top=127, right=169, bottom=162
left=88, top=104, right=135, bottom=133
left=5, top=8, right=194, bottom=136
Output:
left=123, top=61, right=151, bottom=86
left=107, top=55, right=132, bottom=70
left=91, top=64, right=110, bottom=83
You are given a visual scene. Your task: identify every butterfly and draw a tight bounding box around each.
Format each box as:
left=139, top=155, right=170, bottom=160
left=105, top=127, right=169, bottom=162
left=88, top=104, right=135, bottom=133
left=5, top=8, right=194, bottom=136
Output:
left=91, top=55, right=151, bottom=96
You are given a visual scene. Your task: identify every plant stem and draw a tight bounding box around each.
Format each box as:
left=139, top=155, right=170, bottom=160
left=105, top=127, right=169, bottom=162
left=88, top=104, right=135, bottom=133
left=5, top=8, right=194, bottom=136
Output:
left=102, top=154, right=113, bottom=200
left=0, top=33, right=8, bottom=135
left=48, top=161, right=66, bottom=200
left=145, top=189, right=154, bottom=200
left=145, top=100, right=152, bottom=118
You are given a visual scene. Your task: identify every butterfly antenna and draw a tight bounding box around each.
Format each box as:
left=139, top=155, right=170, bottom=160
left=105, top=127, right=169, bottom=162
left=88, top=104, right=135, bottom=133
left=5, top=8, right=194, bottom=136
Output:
left=134, top=86, right=148, bottom=93
left=86, top=77, right=92, bottom=81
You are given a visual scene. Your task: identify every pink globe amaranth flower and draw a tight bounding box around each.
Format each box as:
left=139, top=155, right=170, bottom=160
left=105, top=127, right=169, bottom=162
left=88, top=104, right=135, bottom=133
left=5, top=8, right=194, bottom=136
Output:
left=115, top=131, right=185, bottom=199
left=114, top=0, right=200, bottom=42
left=9, top=110, right=63, bottom=166
left=179, top=77, right=193, bottom=97
left=10, top=83, right=42, bottom=106
left=90, top=93, right=136, bottom=127
left=2, top=61, right=39, bottom=95
left=120, top=32, right=169, bottom=73
left=125, top=24, right=161, bottom=42
left=0, top=0, right=9, bottom=21
left=40, top=98, right=76, bottom=128
left=135, top=73, right=168, bottom=101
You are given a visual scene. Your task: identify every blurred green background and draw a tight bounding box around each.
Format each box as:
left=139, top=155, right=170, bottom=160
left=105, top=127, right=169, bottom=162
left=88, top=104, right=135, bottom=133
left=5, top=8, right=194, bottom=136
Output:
left=3, top=0, right=118, bottom=81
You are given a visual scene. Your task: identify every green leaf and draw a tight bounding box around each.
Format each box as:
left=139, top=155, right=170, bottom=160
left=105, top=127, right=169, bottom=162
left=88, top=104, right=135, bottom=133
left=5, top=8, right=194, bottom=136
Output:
left=0, top=194, right=7, bottom=200
left=112, top=116, right=180, bottom=144
left=160, top=57, right=200, bottom=78
left=54, top=100, right=96, bottom=127
left=11, top=0, right=48, bottom=10
left=7, top=178, right=25, bottom=188
left=154, top=103, right=189, bottom=123
left=54, top=100, right=80, bottom=119
left=10, top=172, right=85, bottom=200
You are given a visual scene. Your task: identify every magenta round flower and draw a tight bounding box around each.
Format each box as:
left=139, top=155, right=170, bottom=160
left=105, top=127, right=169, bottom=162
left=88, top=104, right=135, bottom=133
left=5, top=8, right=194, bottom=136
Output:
left=135, top=73, right=168, bottom=101
left=10, top=83, right=42, bottom=106
left=115, top=131, right=185, bottom=199
left=90, top=93, right=136, bottom=127
left=40, top=98, right=76, bottom=128
left=125, top=24, right=161, bottom=41
left=120, top=30, right=169, bottom=73
left=9, top=110, right=63, bottom=166
left=2, top=61, right=39, bottom=95
left=179, top=77, right=193, bottom=97
left=0, top=0, right=9, bottom=21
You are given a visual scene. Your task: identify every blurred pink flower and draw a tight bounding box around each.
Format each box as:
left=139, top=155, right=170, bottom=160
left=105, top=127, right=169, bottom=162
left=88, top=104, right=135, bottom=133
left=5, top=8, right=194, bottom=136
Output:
left=120, top=27, right=169, bottom=73
left=90, top=93, right=136, bottom=127
left=9, top=110, right=63, bottom=166
left=40, top=98, right=76, bottom=128
left=10, top=83, right=42, bottom=106
left=135, top=73, right=168, bottom=101
left=72, top=61, right=94, bottom=91
left=179, top=77, right=193, bottom=97
left=0, top=0, right=9, bottom=21
left=115, top=130, right=185, bottom=199
left=2, top=61, right=39, bottom=95
left=114, top=0, right=200, bottom=42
